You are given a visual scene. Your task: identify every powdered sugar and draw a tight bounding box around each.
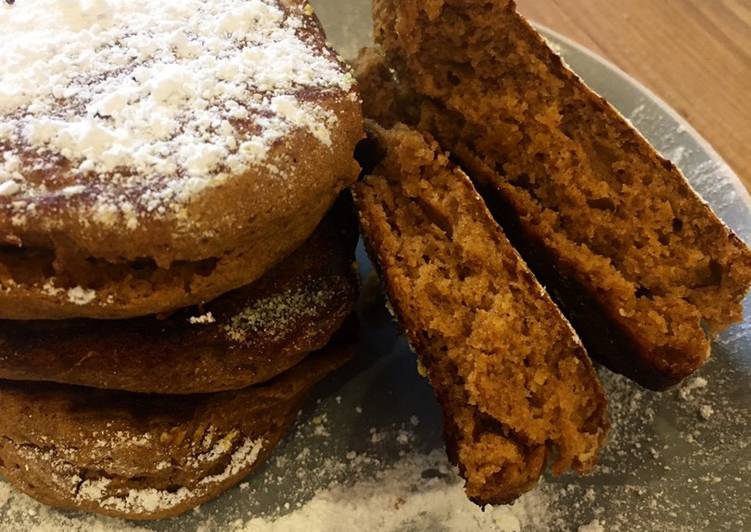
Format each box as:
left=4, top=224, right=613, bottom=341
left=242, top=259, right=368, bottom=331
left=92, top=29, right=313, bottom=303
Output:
left=0, top=445, right=555, bottom=532
left=0, top=348, right=747, bottom=530
left=66, top=286, right=97, bottom=305
left=539, top=357, right=751, bottom=531
left=0, top=180, right=20, bottom=197
left=698, top=404, right=714, bottom=420
left=578, top=519, right=605, bottom=532
left=0, top=482, right=10, bottom=509
left=199, top=436, right=265, bottom=487
left=189, top=312, right=216, bottom=325
left=0, top=0, right=354, bottom=230
left=678, top=376, right=708, bottom=400
left=74, top=435, right=263, bottom=515
left=235, top=450, right=553, bottom=532
left=5, top=429, right=264, bottom=519
left=1, top=8, right=749, bottom=530
left=225, top=284, right=331, bottom=343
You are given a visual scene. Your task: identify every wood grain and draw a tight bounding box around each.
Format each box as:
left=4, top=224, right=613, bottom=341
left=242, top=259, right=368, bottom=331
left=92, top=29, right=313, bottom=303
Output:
left=516, top=0, right=751, bottom=192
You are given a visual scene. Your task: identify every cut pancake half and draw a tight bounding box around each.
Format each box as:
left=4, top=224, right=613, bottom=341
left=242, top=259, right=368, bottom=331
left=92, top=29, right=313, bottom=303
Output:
left=353, top=123, right=608, bottom=504
left=373, top=0, right=751, bottom=389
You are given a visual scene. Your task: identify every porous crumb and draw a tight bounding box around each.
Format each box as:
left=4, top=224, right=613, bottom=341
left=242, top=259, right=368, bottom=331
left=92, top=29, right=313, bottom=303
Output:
left=373, top=0, right=751, bottom=386
left=354, top=123, right=607, bottom=503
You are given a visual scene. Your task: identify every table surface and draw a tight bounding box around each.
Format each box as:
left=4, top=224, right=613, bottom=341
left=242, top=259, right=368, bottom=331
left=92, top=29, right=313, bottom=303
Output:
left=517, top=0, right=751, bottom=193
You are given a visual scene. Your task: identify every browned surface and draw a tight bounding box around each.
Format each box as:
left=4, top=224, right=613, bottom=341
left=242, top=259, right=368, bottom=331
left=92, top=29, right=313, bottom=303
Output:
left=0, top=0, right=363, bottom=320
left=0, top=330, right=354, bottom=521
left=516, top=0, right=751, bottom=191
left=0, top=201, right=359, bottom=394
left=0, top=123, right=360, bottom=320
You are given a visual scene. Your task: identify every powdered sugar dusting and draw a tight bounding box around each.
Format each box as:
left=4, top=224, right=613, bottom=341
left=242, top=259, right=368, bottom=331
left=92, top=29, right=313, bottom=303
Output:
left=0, top=482, right=10, bottom=509
left=0, top=11, right=749, bottom=530
left=0, top=0, right=354, bottom=230
left=540, top=358, right=750, bottom=531
left=75, top=435, right=264, bottom=515
left=0, top=352, right=747, bottom=530
left=235, top=450, right=552, bottom=532
left=0, top=484, right=148, bottom=532
left=0, top=445, right=555, bottom=531
left=66, top=286, right=97, bottom=305
left=5, top=430, right=264, bottom=519
left=0, top=180, right=20, bottom=197
left=189, top=312, right=216, bottom=325
left=225, top=284, right=332, bottom=343
left=578, top=519, right=605, bottom=532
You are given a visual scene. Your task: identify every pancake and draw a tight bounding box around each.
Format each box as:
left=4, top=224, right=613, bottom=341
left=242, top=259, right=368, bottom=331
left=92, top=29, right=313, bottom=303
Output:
left=372, top=0, right=751, bottom=389
left=353, top=47, right=420, bottom=131
left=0, top=0, right=363, bottom=319
left=353, top=123, right=607, bottom=504
left=0, top=199, right=358, bottom=394
left=0, top=324, right=354, bottom=521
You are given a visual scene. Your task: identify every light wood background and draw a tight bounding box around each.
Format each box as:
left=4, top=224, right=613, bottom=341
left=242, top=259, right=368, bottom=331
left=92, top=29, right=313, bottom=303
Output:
left=517, top=0, right=751, bottom=192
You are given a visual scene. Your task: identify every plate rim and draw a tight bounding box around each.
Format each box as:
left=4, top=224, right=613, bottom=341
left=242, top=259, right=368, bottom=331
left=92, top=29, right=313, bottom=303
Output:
left=534, top=23, right=751, bottom=211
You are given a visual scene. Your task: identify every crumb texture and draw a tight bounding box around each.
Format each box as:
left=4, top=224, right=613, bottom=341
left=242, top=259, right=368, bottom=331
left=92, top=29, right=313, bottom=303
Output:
left=354, top=124, right=607, bottom=504
left=373, top=0, right=751, bottom=385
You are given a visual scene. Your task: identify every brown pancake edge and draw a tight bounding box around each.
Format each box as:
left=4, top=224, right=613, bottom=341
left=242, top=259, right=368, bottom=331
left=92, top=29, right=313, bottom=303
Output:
left=0, top=320, right=356, bottom=521
left=0, top=0, right=363, bottom=320
left=0, top=200, right=359, bottom=394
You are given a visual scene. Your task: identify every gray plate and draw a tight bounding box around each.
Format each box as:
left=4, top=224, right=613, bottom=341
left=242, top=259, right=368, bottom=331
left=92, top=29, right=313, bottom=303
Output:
left=2, top=3, right=749, bottom=531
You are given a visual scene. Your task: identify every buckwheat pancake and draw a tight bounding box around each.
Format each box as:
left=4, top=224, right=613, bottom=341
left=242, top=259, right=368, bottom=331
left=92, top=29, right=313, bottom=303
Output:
left=0, top=200, right=358, bottom=394
left=0, top=0, right=362, bottom=319
left=0, top=326, right=354, bottom=521
left=373, top=0, right=751, bottom=389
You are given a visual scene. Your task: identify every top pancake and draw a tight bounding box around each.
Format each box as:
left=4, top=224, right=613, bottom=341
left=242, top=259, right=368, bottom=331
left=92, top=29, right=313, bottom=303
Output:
left=0, top=0, right=363, bottom=319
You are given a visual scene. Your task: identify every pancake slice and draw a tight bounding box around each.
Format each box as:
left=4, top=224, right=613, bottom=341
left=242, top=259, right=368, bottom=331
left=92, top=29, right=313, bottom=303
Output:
left=372, top=0, right=751, bottom=389
left=353, top=123, right=608, bottom=504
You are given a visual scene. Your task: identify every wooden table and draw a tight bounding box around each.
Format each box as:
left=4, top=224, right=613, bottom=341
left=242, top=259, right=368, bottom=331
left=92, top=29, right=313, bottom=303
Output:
left=517, top=0, right=751, bottom=192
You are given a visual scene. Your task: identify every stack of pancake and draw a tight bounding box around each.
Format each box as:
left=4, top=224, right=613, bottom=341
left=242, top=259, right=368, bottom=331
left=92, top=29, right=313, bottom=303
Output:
left=0, top=0, right=362, bottom=520
left=4, top=0, right=751, bottom=522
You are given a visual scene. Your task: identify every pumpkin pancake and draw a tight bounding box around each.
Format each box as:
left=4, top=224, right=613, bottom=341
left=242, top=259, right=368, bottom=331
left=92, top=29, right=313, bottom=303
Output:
left=353, top=123, right=607, bottom=504
left=0, top=0, right=362, bottom=319
left=372, top=0, right=751, bottom=388
left=0, top=322, right=355, bottom=521
left=0, top=200, right=358, bottom=394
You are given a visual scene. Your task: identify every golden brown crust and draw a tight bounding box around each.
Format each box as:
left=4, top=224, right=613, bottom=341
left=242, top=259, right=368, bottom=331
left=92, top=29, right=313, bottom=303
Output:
left=373, top=0, right=751, bottom=389
left=0, top=111, right=362, bottom=320
left=0, top=1, right=363, bottom=320
left=353, top=123, right=607, bottom=505
left=0, top=201, right=358, bottom=393
left=0, top=328, right=354, bottom=521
